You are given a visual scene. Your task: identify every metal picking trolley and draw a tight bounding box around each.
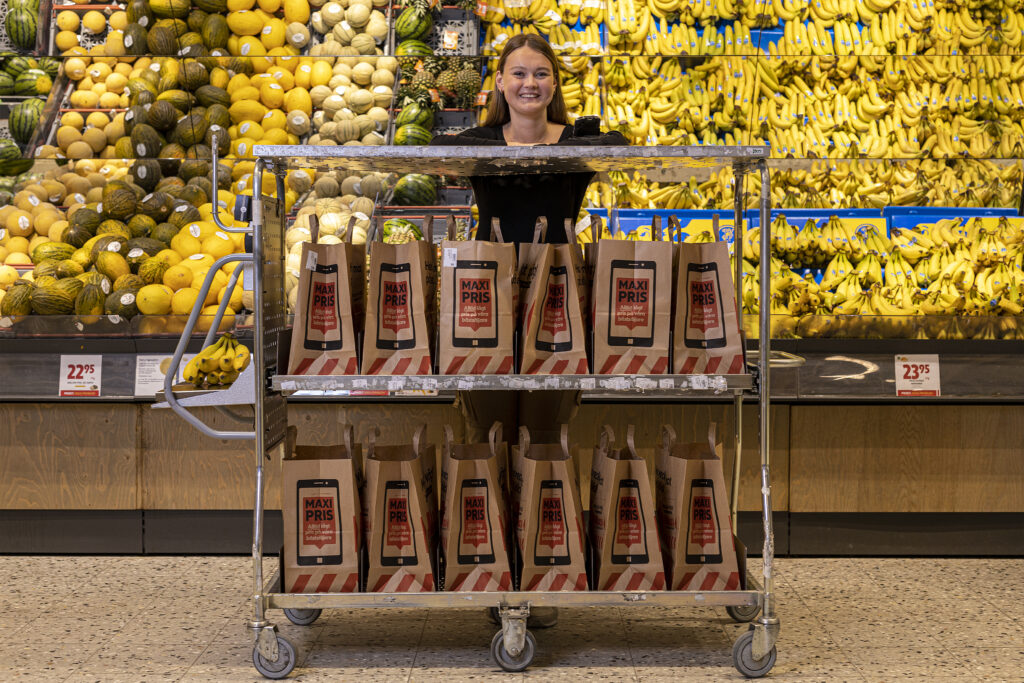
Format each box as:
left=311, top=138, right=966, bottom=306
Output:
left=162, top=144, right=784, bottom=678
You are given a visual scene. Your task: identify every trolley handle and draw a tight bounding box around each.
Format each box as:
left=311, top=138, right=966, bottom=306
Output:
left=211, top=144, right=254, bottom=234
left=746, top=349, right=806, bottom=369
left=162, top=252, right=256, bottom=441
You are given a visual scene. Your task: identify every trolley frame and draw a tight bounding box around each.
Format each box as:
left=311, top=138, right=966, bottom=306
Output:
left=162, top=144, right=781, bottom=677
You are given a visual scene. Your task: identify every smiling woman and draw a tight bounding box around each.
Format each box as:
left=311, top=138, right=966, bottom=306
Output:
left=429, top=34, right=627, bottom=244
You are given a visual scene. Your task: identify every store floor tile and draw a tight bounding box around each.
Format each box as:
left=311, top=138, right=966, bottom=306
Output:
left=1, top=556, right=1022, bottom=681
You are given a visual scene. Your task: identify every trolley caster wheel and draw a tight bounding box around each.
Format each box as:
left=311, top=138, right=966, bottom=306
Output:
left=284, top=608, right=322, bottom=626
left=252, top=634, right=297, bottom=680
left=490, top=629, right=537, bottom=672
left=727, top=603, right=761, bottom=623
left=732, top=629, right=777, bottom=678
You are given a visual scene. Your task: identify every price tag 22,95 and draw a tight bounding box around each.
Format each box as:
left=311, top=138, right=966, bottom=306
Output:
left=59, top=355, right=103, bottom=397
left=894, top=354, right=940, bottom=397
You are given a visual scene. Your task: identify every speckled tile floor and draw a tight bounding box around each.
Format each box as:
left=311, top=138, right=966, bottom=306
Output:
left=0, top=556, right=1021, bottom=682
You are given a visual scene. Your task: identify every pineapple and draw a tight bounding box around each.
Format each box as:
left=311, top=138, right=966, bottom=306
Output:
left=455, top=65, right=481, bottom=109
left=422, top=55, right=447, bottom=76
left=436, top=68, right=458, bottom=107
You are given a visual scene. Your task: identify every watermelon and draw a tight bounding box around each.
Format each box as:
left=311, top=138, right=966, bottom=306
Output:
left=9, top=99, right=40, bottom=145
left=395, top=7, right=432, bottom=41
left=394, top=123, right=432, bottom=146
left=392, top=174, right=437, bottom=206
left=4, top=8, right=37, bottom=50
left=396, top=102, right=434, bottom=129
left=36, top=57, right=60, bottom=78
left=3, top=56, right=38, bottom=78
left=14, top=69, right=51, bottom=96
left=395, top=39, right=433, bottom=56
left=0, top=72, right=13, bottom=95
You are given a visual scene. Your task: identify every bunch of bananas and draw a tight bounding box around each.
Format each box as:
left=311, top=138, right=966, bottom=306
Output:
left=502, top=0, right=563, bottom=31
left=183, top=333, right=252, bottom=388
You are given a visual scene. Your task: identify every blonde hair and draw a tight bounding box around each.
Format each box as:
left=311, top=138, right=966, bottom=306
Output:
left=482, top=34, right=570, bottom=128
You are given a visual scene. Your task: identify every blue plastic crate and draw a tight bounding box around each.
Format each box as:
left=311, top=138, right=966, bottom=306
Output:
left=584, top=209, right=739, bottom=243
left=885, top=207, right=1020, bottom=233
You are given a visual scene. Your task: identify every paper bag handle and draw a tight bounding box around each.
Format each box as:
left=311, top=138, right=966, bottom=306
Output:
left=651, top=214, right=663, bottom=242
left=343, top=423, right=354, bottom=457
left=660, top=424, right=676, bottom=450
left=488, top=421, right=503, bottom=456
left=593, top=213, right=604, bottom=241
left=446, top=214, right=456, bottom=240
left=564, top=218, right=577, bottom=245
left=559, top=423, right=570, bottom=458
left=532, top=216, right=547, bottom=243
left=598, top=424, right=614, bottom=452
left=625, top=424, right=637, bottom=457
left=412, top=423, right=427, bottom=454
left=423, top=214, right=434, bottom=243
left=344, top=215, right=357, bottom=244
left=668, top=214, right=682, bottom=243
left=712, top=213, right=721, bottom=242
left=443, top=424, right=455, bottom=450
left=491, top=217, right=506, bottom=243
left=308, top=213, right=320, bottom=244
left=518, top=425, right=531, bottom=456
left=366, top=425, right=380, bottom=455
left=369, top=214, right=382, bottom=243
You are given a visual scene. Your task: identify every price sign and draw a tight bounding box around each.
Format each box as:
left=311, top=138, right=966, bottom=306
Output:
left=894, top=354, right=940, bottom=397
left=442, top=29, right=459, bottom=50
left=59, top=355, right=102, bottom=397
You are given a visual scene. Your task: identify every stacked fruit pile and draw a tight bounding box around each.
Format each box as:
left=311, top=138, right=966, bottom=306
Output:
left=1, top=56, right=60, bottom=162
left=731, top=210, right=1024, bottom=339
left=584, top=159, right=1024, bottom=212
left=0, top=158, right=263, bottom=325
left=303, top=54, right=395, bottom=145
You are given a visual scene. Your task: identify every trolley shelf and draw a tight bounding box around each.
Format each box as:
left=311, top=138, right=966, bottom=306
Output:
left=272, top=373, right=752, bottom=393
left=251, top=144, right=770, bottom=176
left=265, top=587, right=761, bottom=611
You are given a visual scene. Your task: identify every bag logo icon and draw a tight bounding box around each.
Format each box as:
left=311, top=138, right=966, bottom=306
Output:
left=460, top=494, right=489, bottom=547
left=539, top=493, right=566, bottom=549
left=613, top=276, right=650, bottom=330
left=688, top=278, right=720, bottom=332
left=382, top=279, right=411, bottom=333
left=386, top=494, right=412, bottom=550
left=458, top=277, right=493, bottom=331
left=689, top=495, right=716, bottom=546
left=614, top=494, right=642, bottom=548
left=310, top=280, right=338, bottom=334
left=541, top=281, right=568, bottom=336
left=302, top=495, right=337, bottom=549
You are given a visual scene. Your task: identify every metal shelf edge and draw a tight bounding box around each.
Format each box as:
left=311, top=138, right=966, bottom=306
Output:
left=265, top=589, right=759, bottom=610
left=272, top=374, right=752, bottom=393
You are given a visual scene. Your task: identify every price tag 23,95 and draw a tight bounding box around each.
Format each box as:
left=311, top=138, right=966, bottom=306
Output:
left=894, top=354, right=940, bottom=397
left=59, top=355, right=103, bottom=397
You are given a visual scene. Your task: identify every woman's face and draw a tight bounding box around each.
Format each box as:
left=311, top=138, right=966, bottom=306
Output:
left=496, top=46, right=556, bottom=119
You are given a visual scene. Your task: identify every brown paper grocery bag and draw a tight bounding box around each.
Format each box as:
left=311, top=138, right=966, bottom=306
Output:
left=519, top=218, right=589, bottom=374
left=591, top=217, right=673, bottom=374
left=287, top=215, right=365, bottom=375
left=282, top=425, right=362, bottom=593
left=364, top=424, right=437, bottom=592
left=511, top=425, right=588, bottom=591
left=654, top=424, right=740, bottom=591
left=439, top=217, right=517, bottom=374
left=362, top=215, right=437, bottom=375
left=590, top=425, right=666, bottom=591
left=440, top=422, right=513, bottom=591
left=674, top=216, right=745, bottom=374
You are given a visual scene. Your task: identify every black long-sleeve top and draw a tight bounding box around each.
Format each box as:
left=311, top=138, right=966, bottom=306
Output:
left=429, top=124, right=628, bottom=244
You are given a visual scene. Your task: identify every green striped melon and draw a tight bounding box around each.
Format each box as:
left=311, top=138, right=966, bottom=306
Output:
left=395, top=7, right=432, bottom=41
left=392, top=174, right=437, bottom=206
left=9, top=99, right=40, bottom=145
left=4, top=8, right=37, bottom=50
left=396, top=101, right=434, bottom=129
left=14, top=69, right=51, bottom=96
left=394, top=123, right=432, bottom=146
left=395, top=39, right=433, bottom=56
left=3, top=56, right=38, bottom=78
left=0, top=72, right=13, bottom=95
